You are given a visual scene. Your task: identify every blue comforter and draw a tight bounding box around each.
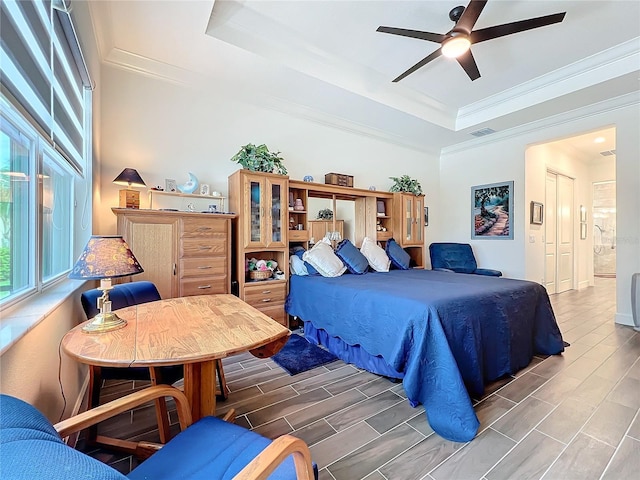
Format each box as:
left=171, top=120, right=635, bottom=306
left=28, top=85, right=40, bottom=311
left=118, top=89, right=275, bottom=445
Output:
left=285, top=269, right=564, bottom=442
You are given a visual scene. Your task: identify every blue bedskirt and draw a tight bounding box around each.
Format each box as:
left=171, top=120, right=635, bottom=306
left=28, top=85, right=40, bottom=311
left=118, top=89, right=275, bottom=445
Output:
left=286, top=269, right=564, bottom=442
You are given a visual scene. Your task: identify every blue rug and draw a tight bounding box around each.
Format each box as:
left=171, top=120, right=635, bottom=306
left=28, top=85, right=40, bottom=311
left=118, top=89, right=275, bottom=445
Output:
left=272, top=334, right=338, bottom=375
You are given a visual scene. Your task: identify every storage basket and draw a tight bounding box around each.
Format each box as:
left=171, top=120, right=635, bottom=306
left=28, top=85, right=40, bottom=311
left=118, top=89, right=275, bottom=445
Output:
left=249, top=270, right=273, bottom=281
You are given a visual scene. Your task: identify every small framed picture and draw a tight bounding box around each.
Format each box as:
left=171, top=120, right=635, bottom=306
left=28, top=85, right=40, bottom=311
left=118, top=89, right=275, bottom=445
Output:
left=376, top=200, right=386, bottom=216
left=200, top=183, right=210, bottom=196
left=530, top=201, right=543, bottom=225
left=165, top=178, right=177, bottom=192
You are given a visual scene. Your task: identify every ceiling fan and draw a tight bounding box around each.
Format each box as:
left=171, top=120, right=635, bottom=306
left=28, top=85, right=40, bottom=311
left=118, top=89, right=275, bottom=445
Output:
left=377, top=0, right=566, bottom=82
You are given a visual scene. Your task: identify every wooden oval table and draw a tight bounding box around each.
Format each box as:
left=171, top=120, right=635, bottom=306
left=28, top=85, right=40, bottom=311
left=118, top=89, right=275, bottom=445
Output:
left=62, top=294, right=290, bottom=429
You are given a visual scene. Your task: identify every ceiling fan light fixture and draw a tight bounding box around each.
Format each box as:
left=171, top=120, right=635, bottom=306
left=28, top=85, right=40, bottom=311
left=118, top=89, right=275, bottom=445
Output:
left=441, top=34, right=471, bottom=58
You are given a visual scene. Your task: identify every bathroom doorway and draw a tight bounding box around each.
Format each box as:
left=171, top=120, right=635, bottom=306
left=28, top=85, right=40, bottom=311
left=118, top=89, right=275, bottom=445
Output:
left=593, top=180, right=616, bottom=278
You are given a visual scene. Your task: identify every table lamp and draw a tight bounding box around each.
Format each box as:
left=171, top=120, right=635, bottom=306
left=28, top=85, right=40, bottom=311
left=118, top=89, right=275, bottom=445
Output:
left=69, top=236, right=144, bottom=333
left=113, top=168, right=146, bottom=209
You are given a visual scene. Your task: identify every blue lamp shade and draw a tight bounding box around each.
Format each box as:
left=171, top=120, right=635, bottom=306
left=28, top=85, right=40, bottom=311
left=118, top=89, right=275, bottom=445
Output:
left=69, top=236, right=143, bottom=280
left=112, top=168, right=146, bottom=188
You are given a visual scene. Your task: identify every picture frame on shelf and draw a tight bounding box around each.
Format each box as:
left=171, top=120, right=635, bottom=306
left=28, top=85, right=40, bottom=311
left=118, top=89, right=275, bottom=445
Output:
left=376, top=200, right=386, bottom=216
left=471, top=180, right=514, bottom=239
left=165, top=178, right=177, bottom=193
left=530, top=201, right=543, bottom=225
left=200, top=183, right=210, bottom=196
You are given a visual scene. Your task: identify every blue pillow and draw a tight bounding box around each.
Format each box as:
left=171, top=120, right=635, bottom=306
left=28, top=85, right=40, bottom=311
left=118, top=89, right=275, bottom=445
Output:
left=294, top=249, right=319, bottom=275
left=335, top=239, right=369, bottom=274
left=385, top=238, right=411, bottom=270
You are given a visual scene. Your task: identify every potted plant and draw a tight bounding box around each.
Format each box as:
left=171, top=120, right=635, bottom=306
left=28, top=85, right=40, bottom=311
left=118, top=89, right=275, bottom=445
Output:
left=230, top=143, right=288, bottom=175
left=389, top=175, right=423, bottom=195
left=317, top=208, right=333, bottom=220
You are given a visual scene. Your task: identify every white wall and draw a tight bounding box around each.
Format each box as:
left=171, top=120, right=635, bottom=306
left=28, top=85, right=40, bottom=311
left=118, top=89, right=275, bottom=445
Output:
left=439, top=97, right=639, bottom=325
left=525, top=143, right=593, bottom=289
left=96, top=64, right=440, bottom=235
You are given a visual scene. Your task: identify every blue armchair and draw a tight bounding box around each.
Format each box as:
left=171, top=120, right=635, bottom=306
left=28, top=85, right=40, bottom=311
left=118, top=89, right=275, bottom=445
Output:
left=0, top=386, right=317, bottom=480
left=429, top=243, right=502, bottom=277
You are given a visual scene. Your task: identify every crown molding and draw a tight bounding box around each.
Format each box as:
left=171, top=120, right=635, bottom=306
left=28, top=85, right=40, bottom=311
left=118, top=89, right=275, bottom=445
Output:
left=442, top=91, right=640, bottom=156
left=456, top=38, right=640, bottom=130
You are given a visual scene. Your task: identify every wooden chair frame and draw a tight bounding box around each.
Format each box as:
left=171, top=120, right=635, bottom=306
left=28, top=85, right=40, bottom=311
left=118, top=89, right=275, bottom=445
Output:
left=55, top=385, right=314, bottom=480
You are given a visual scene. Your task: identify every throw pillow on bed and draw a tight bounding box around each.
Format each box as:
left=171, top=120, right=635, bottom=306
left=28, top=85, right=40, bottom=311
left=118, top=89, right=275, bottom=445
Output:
left=289, top=254, right=309, bottom=276
left=385, top=238, right=411, bottom=270
left=335, top=239, right=369, bottom=274
left=294, top=248, right=319, bottom=275
left=360, top=236, right=391, bottom=272
left=303, top=241, right=347, bottom=277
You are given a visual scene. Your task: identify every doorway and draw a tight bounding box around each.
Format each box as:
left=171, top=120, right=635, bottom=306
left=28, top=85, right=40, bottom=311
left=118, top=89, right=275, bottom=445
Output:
left=545, top=171, right=575, bottom=294
left=593, top=181, right=616, bottom=277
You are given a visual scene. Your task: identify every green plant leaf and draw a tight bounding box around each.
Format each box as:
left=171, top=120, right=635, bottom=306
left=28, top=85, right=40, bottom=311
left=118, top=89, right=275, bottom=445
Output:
left=230, top=143, right=288, bottom=175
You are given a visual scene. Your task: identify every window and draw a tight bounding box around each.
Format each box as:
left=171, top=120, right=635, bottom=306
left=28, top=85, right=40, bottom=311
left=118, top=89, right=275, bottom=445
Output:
left=0, top=0, right=92, bottom=308
left=0, top=115, right=34, bottom=301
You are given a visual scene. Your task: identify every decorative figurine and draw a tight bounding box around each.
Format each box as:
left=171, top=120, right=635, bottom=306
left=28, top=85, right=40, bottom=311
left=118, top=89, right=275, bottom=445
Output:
left=303, top=175, right=314, bottom=182
left=294, top=198, right=304, bottom=211
left=177, top=172, right=199, bottom=194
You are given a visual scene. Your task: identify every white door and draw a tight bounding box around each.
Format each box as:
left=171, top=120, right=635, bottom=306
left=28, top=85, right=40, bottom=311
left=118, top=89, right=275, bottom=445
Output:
left=545, top=172, right=557, bottom=293
left=557, top=174, right=574, bottom=293
left=544, top=171, right=574, bottom=293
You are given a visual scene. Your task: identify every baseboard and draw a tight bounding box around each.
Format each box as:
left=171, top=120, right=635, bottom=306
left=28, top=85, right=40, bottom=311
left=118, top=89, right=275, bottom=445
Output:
left=615, top=312, right=633, bottom=327
left=577, top=280, right=591, bottom=290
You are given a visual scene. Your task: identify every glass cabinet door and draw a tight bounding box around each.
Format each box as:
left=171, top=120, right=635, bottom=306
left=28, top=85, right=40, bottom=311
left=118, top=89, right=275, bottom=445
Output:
left=250, top=179, right=262, bottom=243
left=415, top=196, right=423, bottom=244
left=405, top=196, right=413, bottom=242
left=245, top=176, right=265, bottom=247
left=403, top=194, right=424, bottom=245
left=267, top=178, right=287, bottom=248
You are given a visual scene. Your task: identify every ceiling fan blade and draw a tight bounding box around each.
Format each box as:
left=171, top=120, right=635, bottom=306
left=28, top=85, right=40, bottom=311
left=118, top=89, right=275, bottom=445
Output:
left=456, top=49, right=481, bottom=81
left=392, top=49, right=443, bottom=82
left=377, top=26, right=446, bottom=43
left=470, top=12, right=566, bottom=43
left=455, top=0, right=488, bottom=33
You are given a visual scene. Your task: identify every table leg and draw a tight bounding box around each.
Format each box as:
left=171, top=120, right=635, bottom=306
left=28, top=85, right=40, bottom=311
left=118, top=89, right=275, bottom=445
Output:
left=183, top=360, right=216, bottom=421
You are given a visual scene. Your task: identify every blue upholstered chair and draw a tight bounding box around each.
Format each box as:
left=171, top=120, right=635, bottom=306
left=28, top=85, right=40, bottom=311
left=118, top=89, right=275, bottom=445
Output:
left=80, top=281, right=226, bottom=445
left=0, top=386, right=317, bottom=480
left=429, top=243, right=502, bottom=277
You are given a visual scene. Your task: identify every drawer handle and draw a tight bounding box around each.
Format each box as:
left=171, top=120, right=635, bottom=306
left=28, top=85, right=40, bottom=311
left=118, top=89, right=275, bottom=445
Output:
left=198, top=246, right=210, bottom=250
left=197, top=266, right=213, bottom=269
left=261, top=290, right=271, bottom=294
left=261, top=298, right=272, bottom=303
left=197, top=285, right=212, bottom=289
left=197, top=227, right=212, bottom=232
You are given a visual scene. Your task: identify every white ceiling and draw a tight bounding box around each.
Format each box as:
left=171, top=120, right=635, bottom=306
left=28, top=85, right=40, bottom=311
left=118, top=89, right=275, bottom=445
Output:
left=87, top=0, right=638, bottom=155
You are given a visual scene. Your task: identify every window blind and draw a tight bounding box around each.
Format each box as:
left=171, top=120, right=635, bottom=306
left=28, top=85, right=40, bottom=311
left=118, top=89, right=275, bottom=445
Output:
left=0, top=0, right=91, bottom=173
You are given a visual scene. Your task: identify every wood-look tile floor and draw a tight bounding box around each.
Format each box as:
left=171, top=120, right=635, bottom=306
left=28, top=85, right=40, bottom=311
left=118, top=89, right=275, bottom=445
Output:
left=78, top=278, right=640, bottom=479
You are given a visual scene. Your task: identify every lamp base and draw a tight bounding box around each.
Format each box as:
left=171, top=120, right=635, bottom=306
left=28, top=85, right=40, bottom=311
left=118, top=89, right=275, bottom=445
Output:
left=119, top=189, right=140, bottom=209
left=82, top=312, right=128, bottom=333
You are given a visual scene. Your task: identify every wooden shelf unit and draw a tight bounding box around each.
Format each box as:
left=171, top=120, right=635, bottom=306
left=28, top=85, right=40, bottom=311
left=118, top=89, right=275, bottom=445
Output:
left=392, top=192, right=426, bottom=268
left=288, top=180, right=401, bottom=250
left=228, top=170, right=289, bottom=326
left=112, top=209, right=235, bottom=299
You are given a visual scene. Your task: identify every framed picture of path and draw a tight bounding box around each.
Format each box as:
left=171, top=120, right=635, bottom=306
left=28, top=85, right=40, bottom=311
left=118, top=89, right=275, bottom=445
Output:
left=471, top=181, right=514, bottom=239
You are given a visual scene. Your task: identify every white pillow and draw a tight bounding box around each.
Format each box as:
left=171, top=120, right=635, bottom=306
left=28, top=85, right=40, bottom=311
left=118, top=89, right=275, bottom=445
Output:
left=360, top=237, right=391, bottom=272
left=289, top=254, right=309, bottom=276
left=302, top=241, right=346, bottom=277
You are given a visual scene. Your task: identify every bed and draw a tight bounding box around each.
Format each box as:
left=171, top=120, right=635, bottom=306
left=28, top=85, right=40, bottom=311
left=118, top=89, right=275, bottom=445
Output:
left=285, top=269, right=564, bottom=442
